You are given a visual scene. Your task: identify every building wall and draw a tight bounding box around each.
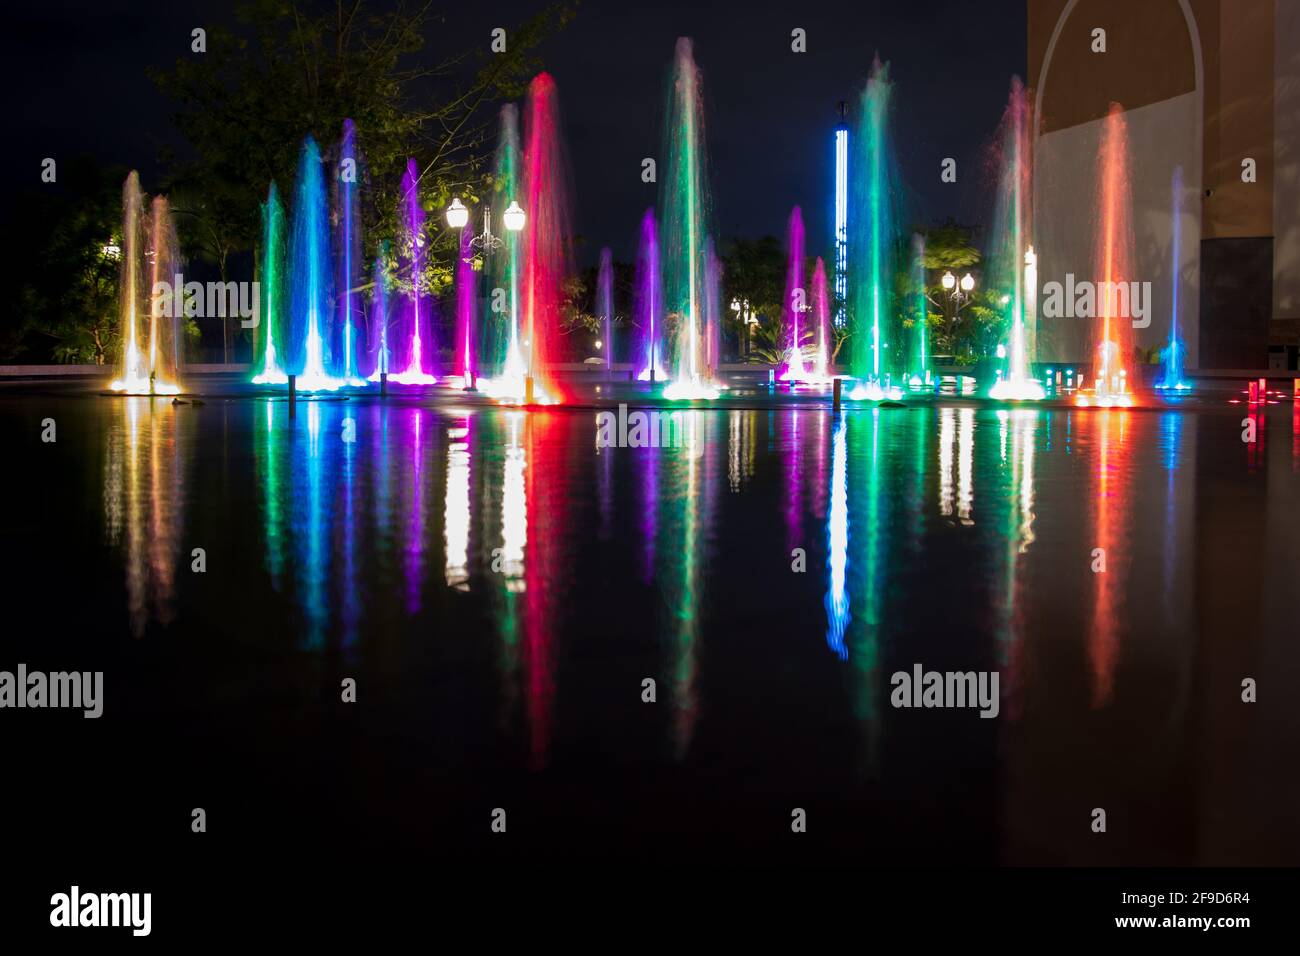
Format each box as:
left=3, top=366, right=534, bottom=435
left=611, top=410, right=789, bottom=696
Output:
left=1274, top=0, right=1300, bottom=350
left=1030, top=0, right=1202, bottom=367
left=1029, top=0, right=1293, bottom=369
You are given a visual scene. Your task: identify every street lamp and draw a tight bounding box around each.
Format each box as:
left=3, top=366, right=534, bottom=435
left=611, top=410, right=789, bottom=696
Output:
left=731, top=297, right=757, bottom=359
left=931, top=270, right=978, bottom=338
left=503, top=201, right=526, bottom=233
left=445, top=197, right=469, bottom=230
left=445, top=198, right=525, bottom=253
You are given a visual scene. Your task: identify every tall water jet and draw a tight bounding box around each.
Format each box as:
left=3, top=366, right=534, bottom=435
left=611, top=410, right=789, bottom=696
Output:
left=812, top=257, right=832, bottom=380
left=633, top=209, right=667, bottom=381
left=284, top=137, right=338, bottom=391
left=1076, top=103, right=1136, bottom=407
left=660, top=38, right=720, bottom=400
left=483, top=104, right=524, bottom=390
left=906, top=233, right=931, bottom=387
left=847, top=57, right=903, bottom=401
left=597, top=247, right=613, bottom=369
left=988, top=77, right=1045, bottom=401
left=520, top=72, right=570, bottom=404
left=110, top=174, right=150, bottom=392
left=1156, top=165, right=1190, bottom=391
left=144, top=196, right=183, bottom=392
left=252, top=182, right=288, bottom=384
left=778, top=206, right=810, bottom=383
left=333, top=119, right=366, bottom=385
left=390, top=158, right=437, bottom=385
left=454, top=227, right=477, bottom=388
left=704, top=238, right=722, bottom=375
left=367, top=242, right=392, bottom=377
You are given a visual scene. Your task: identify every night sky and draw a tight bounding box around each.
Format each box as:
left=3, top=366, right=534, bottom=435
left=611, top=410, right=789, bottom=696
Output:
left=8, top=0, right=1026, bottom=266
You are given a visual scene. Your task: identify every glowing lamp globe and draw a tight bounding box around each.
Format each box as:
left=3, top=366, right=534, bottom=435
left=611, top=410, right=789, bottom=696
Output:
left=446, top=197, right=469, bottom=229
left=960, top=273, right=975, bottom=292
left=503, top=201, right=526, bottom=232
left=941, top=271, right=956, bottom=290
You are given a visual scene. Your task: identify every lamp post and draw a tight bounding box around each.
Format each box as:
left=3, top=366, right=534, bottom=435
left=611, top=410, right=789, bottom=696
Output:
left=446, top=198, right=526, bottom=392
left=927, top=272, right=977, bottom=364
left=731, top=298, right=757, bottom=360
left=446, top=197, right=526, bottom=253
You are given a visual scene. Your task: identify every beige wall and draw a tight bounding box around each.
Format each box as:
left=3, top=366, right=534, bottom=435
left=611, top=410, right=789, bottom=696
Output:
left=1031, top=0, right=1203, bottom=365
left=1275, top=0, right=1300, bottom=326
left=1196, top=0, right=1275, bottom=240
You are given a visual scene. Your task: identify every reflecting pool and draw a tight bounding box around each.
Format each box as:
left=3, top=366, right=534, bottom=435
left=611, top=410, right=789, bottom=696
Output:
left=3, top=390, right=1297, bottom=865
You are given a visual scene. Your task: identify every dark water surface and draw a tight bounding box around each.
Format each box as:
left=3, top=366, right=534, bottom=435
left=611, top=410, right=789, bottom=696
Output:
left=3, top=388, right=1298, bottom=866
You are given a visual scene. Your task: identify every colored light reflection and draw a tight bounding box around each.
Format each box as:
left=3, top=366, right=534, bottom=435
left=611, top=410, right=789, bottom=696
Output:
left=995, top=409, right=1038, bottom=711
left=1085, top=408, right=1130, bottom=707
left=938, top=407, right=976, bottom=525
left=103, top=398, right=187, bottom=636
left=444, top=420, right=471, bottom=591
left=825, top=413, right=849, bottom=659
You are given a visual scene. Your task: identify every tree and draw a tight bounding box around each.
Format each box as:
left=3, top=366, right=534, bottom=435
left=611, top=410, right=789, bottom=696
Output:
left=11, top=160, right=127, bottom=364
left=916, top=220, right=993, bottom=363
left=151, top=0, right=575, bottom=357
left=720, top=235, right=784, bottom=361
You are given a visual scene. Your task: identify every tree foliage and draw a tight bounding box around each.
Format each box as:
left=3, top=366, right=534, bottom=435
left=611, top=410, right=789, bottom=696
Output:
left=151, top=0, right=575, bottom=345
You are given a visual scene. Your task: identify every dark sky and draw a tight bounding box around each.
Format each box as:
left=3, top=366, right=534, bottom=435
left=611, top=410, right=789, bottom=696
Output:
left=8, top=0, right=1026, bottom=266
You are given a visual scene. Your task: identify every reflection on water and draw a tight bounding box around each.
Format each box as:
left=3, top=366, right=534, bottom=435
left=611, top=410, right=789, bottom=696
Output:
left=103, top=398, right=189, bottom=637
left=51, top=391, right=1300, bottom=864
left=727, top=408, right=756, bottom=492
left=444, top=419, right=470, bottom=592
left=1086, top=410, right=1129, bottom=707
left=938, top=406, right=976, bottom=525
left=654, top=411, right=716, bottom=758
left=825, top=414, right=849, bottom=660
left=92, top=398, right=1296, bottom=809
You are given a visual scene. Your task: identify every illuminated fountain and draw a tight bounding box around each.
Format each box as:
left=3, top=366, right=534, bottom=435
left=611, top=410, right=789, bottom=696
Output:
left=847, top=58, right=903, bottom=402
left=481, top=75, right=567, bottom=405
left=479, top=104, right=525, bottom=396
left=110, top=173, right=182, bottom=394
left=367, top=242, right=392, bottom=378
left=388, top=158, right=438, bottom=385
left=519, top=72, right=568, bottom=404
left=251, top=182, right=288, bottom=384
left=633, top=209, right=668, bottom=382
left=988, top=78, right=1045, bottom=402
left=1155, top=166, right=1190, bottom=391
left=597, top=247, right=613, bottom=370
left=453, top=227, right=477, bottom=389
left=660, top=38, right=721, bottom=401
left=333, top=119, right=367, bottom=386
left=284, top=137, right=340, bottom=391
left=905, top=234, right=932, bottom=389
left=778, top=206, right=811, bottom=384
left=1076, top=104, right=1136, bottom=408
left=812, top=257, right=833, bottom=381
